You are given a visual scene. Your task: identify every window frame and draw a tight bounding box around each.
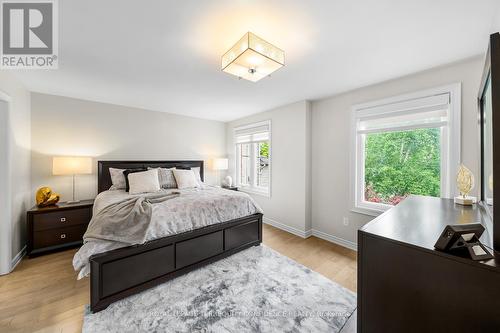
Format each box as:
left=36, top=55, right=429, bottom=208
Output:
left=234, top=120, right=272, bottom=197
left=350, top=83, right=461, bottom=216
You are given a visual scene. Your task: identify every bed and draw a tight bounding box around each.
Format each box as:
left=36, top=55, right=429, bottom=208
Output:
left=82, top=160, right=263, bottom=313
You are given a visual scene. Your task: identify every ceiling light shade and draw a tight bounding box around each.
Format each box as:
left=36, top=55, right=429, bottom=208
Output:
left=221, top=32, right=284, bottom=82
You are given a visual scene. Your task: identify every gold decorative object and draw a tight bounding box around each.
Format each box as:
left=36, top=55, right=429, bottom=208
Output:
left=36, top=187, right=60, bottom=207
left=457, top=164, right=474, bottom=196
left=454, top=164, right=476, bottom=206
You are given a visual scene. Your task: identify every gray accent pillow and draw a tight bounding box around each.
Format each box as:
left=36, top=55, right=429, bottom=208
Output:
left=148, top=167, right=177, bottom=189
left=109, top=168, right=126, bottom=190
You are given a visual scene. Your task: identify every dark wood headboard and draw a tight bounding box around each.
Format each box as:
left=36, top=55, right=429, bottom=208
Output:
left=97, top=160, right=204, bottom=193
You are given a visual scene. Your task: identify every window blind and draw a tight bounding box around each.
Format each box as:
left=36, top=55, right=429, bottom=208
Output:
left=235, top=122, right=270, bottom=144
left=356, top=93, right=450, bottom=134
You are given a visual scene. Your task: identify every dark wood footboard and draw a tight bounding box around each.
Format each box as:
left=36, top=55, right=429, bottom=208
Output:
left=90, top=213, right=263, bottom=312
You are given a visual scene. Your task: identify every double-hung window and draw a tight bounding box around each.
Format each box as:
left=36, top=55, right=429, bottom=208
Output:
left=234, top=120, right=271, bottom=196
left=351, top=84, right=461, bottom=215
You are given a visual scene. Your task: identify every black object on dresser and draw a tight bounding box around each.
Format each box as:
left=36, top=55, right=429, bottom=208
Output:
left=27, top=200, right=94, bottom=257
left=358, top=196, right=500, bottom=333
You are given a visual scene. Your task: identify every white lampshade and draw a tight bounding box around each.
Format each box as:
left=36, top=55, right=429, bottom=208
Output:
left=213, top=158, right=229, bottom=171
left=53, top=157, right=92, bottom=175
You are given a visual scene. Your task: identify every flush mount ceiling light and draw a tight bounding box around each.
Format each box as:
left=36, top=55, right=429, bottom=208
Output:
left=221, top=32, right=285, bottom=82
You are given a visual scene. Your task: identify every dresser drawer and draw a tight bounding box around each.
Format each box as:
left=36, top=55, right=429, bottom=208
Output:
left=33, top=207, right=91, bottom=231
left=33, top=224, right=87, bottom=249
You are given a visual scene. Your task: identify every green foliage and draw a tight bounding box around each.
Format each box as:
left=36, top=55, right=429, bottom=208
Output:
left=364, top=128, right=441, bottom=204
left=260, top=142, right=269, bottom=157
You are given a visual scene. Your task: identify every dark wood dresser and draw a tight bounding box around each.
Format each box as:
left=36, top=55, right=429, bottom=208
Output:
left=27, top=200, right=94, bottom=257
left=358, top=195, right=500, bottom=333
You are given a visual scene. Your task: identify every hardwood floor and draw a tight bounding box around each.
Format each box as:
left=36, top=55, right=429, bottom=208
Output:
left=0, top=224, right=357, bottom=333
left=263, top=225, right=357, bottom=292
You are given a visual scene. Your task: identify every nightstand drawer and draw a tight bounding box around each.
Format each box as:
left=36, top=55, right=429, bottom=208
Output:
left=33, top=208, right=91, bottom=231
left=33, top=224, right=87, bottom=249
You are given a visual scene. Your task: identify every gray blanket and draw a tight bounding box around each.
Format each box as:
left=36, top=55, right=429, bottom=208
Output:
left=84, top=192, right=180, bottom=245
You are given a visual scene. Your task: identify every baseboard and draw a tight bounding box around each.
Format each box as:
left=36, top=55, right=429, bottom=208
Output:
left=263, top=217, right=311, bottom=239
left=263, top=217, right=358, bottom=251
left=312, top=229, right=358, bottom=251
left=10, top=245, right=26, bottom=272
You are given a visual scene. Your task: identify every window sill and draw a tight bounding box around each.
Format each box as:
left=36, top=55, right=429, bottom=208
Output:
left=351, top=202, right=392, bottom=217
left=239, top=187, right=271, bottom=198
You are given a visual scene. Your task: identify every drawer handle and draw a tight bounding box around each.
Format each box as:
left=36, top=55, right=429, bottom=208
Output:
left=60, top=234, right=66, bottom=239
left=60, top=217, right=66, bottom=222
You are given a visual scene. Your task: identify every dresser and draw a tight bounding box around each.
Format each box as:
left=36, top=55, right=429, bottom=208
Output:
left=358, top=196, right=500, bottom=333
left=27, top=200, right=94, bottom=257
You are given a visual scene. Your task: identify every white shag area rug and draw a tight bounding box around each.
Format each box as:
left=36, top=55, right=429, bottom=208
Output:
left=83, top=245, right=356, bottom=333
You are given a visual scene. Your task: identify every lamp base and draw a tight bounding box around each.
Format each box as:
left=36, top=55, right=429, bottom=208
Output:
left=66, top=200, right=81, bottom=204
left=454, top=196, right=476, bottom=206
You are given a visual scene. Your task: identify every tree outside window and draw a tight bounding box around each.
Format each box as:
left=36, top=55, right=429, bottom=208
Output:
left=364, top=128, right=440, bottom=206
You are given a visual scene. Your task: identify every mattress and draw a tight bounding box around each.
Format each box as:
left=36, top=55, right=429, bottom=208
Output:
left=73, top=186, right=263, bottom=279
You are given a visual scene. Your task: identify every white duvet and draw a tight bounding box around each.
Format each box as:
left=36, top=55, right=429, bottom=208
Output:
left=72, top=186, right=263, bottom=279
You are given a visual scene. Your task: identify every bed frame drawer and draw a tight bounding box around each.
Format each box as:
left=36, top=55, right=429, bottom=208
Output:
left=176, top=231, right=223, bottom=269
left=33, top=207, right=91, bottom=231
left=90, top=213, right=263, bottom=313
left=101, top=245, right=175, bottom=298
left=225, top=220, right=260, bottom=250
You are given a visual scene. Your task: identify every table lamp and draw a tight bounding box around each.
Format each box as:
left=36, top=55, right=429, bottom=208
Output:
left=53, top=157, right=92, bottom=203
left=213, top=158, right=228, bottom=187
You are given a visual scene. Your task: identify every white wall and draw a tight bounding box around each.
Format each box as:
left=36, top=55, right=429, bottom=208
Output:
left=226, top=101, right=312, bottom=237
left=31, top=93, right=226, bottom=202
left=494, top=6, right=500, bottom=32
left=0, top=72, right=31, bottom=274
left=311, top=57, right=484, bottom=244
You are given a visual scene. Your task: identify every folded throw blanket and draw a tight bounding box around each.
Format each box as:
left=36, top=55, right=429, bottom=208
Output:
left=84, top=192, right=180, bottom=245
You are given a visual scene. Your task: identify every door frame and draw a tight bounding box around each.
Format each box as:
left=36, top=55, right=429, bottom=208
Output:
left=0, top=90, right=12, bottom=275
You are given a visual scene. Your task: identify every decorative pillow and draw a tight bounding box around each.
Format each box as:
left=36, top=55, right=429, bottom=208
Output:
left=128, top=169, right=161, bottom=195
left=172, top=169, right=198, bottom=189
left=123, top=168, right=147, bottom=192
left=148, top=167, right=177, bottom=189
left=109, top=168, right=126, bottom=190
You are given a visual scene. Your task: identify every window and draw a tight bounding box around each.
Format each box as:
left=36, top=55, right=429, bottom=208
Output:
left=234, top=120, right=271, bottom=196
left=351, top=84, right=461, bottom=215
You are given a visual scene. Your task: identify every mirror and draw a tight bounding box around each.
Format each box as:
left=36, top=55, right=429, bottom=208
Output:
left=481, top=75, right=494, bottom=212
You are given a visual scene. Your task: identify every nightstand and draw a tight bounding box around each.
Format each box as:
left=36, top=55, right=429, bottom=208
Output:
left=222, top=186, right=239, bottom=191
left=27, top=199, right=94, bottom=257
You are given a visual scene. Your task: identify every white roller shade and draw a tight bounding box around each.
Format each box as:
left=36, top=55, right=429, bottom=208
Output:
left=356, top=93, right=450, bottom=134
left=235, top=121, right=270, bottom=144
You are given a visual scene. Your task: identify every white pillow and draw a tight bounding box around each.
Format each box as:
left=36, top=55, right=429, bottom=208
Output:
left=109, top=168, right=126, bottom=190
left=191, top=167, right=203, bottom=186
left=173, top=169, right=198, bottom=189
left=128, top=169, right=161, bottom=195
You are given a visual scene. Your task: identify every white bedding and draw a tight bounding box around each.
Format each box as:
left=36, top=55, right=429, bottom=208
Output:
left=73, top=186, right=263, bottom=279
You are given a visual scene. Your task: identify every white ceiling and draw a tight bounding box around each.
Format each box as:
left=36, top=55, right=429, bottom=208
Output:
left=12, top=0, right=500, bottom=122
